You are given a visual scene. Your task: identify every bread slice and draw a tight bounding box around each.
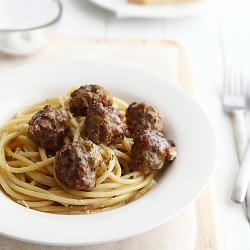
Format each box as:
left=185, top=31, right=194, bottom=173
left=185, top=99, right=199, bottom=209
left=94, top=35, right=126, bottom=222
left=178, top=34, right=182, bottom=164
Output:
left=128, top=0, right=193, bottom=4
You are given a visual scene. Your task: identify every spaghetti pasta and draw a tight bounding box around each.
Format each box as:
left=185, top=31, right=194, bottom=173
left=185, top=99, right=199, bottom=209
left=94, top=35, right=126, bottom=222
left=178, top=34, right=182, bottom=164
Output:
left=0, top=87, right=157, bottom=214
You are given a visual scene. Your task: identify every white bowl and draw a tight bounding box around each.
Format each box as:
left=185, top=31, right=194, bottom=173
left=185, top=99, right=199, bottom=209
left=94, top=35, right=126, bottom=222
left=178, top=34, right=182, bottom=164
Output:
left=0, top=60, right=217, bottom=246
left=0, top=0, right=62, bottom=56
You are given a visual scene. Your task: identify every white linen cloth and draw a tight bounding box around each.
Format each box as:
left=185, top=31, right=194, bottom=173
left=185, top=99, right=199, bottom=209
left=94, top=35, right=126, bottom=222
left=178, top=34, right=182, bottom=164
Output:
left=0, top=39, right=197, bottom=249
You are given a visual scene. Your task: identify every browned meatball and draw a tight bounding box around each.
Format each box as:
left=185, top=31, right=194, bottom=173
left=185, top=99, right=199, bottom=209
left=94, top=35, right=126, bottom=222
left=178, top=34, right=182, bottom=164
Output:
left=69, top=85, right=113, bottom=116
left=125, top=102, right=164, bottom=134
left=27, top=105, right=70, bottom=150
left=83, top=102, right=127, bottom=145
left=54, top=141, right=103, bottom=190
left=131, top=130, right=177, bottom=174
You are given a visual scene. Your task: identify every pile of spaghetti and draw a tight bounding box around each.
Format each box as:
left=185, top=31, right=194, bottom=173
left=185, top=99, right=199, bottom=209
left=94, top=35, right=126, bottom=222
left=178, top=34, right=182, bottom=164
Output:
left=0, top=88, right=156, bottom=214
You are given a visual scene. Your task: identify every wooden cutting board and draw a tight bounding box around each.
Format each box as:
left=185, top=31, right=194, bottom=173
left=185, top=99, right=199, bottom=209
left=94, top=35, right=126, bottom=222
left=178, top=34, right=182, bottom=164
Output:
left=0, top=37, right=224, bottom=249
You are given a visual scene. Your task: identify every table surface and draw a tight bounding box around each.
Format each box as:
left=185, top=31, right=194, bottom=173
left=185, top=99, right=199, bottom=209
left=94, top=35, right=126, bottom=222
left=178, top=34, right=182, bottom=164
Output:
left=12, top=0, right=250, bottom=249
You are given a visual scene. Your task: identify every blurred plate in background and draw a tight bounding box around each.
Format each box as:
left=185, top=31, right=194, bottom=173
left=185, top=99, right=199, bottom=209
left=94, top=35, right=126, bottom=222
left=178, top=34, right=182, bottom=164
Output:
left=87, top=0, right=214, bottom=19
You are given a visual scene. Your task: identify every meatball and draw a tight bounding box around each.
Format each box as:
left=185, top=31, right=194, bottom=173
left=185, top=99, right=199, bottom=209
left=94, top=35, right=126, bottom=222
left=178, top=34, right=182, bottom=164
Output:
left=83, top=102, right=127, bottom=145
left=125, top=102, right=164, bottom=134
left=54, top=141, right=103, bottom=190
left=131, top=130, right=177, bottom=174
left=69, top=85, right=113, bottom=116
left=27, top=105, right=70, bottom=150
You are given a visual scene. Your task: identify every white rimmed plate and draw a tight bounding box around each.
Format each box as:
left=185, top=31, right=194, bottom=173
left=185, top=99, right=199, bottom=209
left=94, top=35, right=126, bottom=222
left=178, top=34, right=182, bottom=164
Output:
left=87, top=0, right=214, bottom=19
left=0, top=60, right=217, bottom=246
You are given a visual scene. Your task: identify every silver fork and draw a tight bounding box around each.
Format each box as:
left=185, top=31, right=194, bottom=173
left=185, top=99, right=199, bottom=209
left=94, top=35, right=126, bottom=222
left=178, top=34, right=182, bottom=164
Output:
left=223, top=68, right=250, bottom=221
left=223, top=67, right=250, bottom=208
left=223, top=68, right=250, bottom=204
left=222, top=67, right=248, bottom=162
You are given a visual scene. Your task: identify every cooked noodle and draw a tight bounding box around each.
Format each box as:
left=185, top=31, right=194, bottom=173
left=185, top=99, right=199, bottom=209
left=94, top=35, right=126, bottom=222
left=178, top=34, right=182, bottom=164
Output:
left=0, top=87, right=156, bottom=214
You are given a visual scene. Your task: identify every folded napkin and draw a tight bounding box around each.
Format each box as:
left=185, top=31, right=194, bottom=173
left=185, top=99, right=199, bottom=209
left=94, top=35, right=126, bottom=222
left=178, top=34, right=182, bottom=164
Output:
left=0, top=38, right=197, bottom=250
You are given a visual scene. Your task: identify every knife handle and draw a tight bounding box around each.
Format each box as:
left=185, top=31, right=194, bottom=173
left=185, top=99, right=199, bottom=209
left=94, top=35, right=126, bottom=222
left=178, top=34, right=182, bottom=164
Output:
left=232, top=131, right=250, bottom=203
left=233, top=110, right=248, bottom=162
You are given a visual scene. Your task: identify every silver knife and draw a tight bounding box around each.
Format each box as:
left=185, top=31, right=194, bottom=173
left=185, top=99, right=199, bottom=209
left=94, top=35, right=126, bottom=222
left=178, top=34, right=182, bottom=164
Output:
left=233, top=111, right=250, bottom=220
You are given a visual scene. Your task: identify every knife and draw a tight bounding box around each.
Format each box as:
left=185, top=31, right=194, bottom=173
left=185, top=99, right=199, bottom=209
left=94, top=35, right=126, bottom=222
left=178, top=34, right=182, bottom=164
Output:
left=231, top=111, right=250, bottom=220
left=232, top=140, right=250, bottom=203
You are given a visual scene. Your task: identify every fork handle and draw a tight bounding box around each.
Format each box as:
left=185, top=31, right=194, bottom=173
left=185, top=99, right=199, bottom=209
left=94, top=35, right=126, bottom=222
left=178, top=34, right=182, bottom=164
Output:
left=233, top=110, right=248, bottom=161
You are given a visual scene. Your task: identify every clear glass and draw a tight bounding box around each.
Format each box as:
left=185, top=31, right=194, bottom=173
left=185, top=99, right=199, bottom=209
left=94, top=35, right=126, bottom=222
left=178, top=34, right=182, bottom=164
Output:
left=0, top=0, right=62, bottom=56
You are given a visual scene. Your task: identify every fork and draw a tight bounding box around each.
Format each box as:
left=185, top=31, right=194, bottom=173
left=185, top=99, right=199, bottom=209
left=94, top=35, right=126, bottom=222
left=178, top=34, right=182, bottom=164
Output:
left=222, top=67, right=250, bottom=204
left=223, top=69, right=250, bottom=205
left=222, top=67, right=248, bottom=162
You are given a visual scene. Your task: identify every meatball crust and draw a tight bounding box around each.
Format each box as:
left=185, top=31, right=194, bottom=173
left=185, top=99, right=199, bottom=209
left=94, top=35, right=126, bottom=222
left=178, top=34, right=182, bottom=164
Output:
left=69, top=85, right=113, bottom=116
left=27, top=105, right=70, bottom=150
left=54, top=141, right=103, bottom=190
left=125, top=102, right=164, bottom=134
left=83, top=102, right=128, bottom=145
left=131, top=130, right=177, bottom=174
